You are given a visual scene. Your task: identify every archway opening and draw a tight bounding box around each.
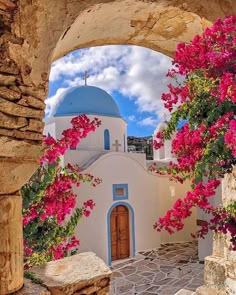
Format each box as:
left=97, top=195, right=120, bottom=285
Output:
left=2, top=1, right=235, bottom=293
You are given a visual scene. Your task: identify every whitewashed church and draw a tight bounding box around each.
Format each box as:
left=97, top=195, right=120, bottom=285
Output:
left=44, top=82, right=198, bottom=265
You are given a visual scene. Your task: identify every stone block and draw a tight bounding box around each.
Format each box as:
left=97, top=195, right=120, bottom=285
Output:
left=0, top=62, right=19, bottom=75
left=174, top=289, right=195, bottom=295
left=0, top=136, right=44, bottom=159
left=19, top=86, right=46, bottom=101
left=0, top=97, right=44, bottom=118
left=0, top=0, right=16, bottom=11
left=0, top=193, right=23, bottom=294
left=0, top=160, right=39, bottom=194
left=212, top=233, right=225, bottom=257
left=204, top=256, right=226, bottom=287
left=0, top=128, right=43, bottom=141
left=0, top=74, right=16, bottom=86
left=0, top=86, right=21, bottom=100
left=18, top=95, right=45, bottom=110
left=20, top=119, right=45, bottom=133
left=225, top=277, right=236, bottom=294
left=222, top=168, right=236, bottom=206
left=0, top=112, right=28, bottom=129
left=196, top=286, right=227, bottom=295
left=30, top=252, right=112, bottom=295
left=97, top=286, right=110, bottom=294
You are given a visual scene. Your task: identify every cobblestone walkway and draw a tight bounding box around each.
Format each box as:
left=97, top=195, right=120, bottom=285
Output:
left=110, top=242, right=203, bottom=295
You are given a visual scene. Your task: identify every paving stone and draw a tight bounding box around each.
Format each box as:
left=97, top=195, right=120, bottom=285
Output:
left=110, top=242, right=202, bottom=295
left=126, top=274, right=143, bottom=283
left=120, top=266, right=136, bottom=275
left=158, top=286, right=180, bottom=295
left=172, top=278, right=189, bottom=288
left=146, top=286, right=160, bottom=292
left=115, top=282, right=134, bottom=294
left=146, top=262, right=159, bottom=270
left=153, top=272, right=167, bottom=283
left=136, top=277, right=153, bottom=286
left=137, top=265, right=152, bottom=272
left=112, top=271, right=123, bottom=278
left=141, top=271, right=155, bottom=277
left=135, top=284, right=150, bottom=292
left=156, top=278, right=175, bottom=286
left=113, top=277, right=127, bottom=287
left=139, top=292, right=159, bottom=295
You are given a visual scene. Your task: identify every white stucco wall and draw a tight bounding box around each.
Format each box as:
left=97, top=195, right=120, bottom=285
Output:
left=65, top=152, right=196, bottom=265
left=44, top=115, right=127, bottom=153
left=64, top=150, right=146, bottom=170
left=43, top=120, right=56, bottom=138
left=157, top=177, right=197, bottom=243
left=71, top=153, right=160, bottom=264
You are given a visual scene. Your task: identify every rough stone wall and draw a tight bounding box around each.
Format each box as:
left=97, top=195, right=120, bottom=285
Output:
left=0, top=0, right=46, bottom=193
left=0, top=1, right=46, bottom=293
left=196, top=167, right=236, bottom=295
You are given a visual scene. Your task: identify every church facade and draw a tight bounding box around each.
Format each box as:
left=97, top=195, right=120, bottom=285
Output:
left=44, top=84, right=196, bottom=265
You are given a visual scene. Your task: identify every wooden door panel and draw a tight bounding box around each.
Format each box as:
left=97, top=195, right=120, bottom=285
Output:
left=111, top=213, right=118, bottom=261
left=118, top=212, right=129, bottom=259
left=119, top=241, right=129, bottom=258
left=110, top=205, right=130, bottom=262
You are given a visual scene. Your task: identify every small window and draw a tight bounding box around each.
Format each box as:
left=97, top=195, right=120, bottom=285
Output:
left=115, top=187, right=125, bottom=197
left=104, top=129, right=110, bottom=150
left=113, top=184, right=128, bottom=201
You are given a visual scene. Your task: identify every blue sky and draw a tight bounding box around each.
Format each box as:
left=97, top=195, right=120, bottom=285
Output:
left=47, top=45, right=172, bottom=137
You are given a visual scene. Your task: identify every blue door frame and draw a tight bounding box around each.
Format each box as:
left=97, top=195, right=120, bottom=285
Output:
left=107, top=202, right=136, bottom=266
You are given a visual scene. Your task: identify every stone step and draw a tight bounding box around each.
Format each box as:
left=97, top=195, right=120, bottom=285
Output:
left=174, top=289, right=196, bottom=295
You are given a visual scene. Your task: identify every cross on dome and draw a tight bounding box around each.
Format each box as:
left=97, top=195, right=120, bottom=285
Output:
left=83, top=71, right=89, bottom=86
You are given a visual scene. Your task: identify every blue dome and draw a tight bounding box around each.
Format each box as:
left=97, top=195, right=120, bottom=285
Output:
left=54, top=85, right=121, bottom=118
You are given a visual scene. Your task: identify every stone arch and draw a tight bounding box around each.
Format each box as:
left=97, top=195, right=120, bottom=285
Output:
left=1, top=0, right=236, bottom=293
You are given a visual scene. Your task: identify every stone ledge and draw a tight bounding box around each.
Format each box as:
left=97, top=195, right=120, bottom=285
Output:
left=174, top=289, right=195, bottom=295
left=203, top=256, right=226, bottom=287
left=30, top=252, right=112, bottom=295
left=195, top=286, right=227, bottom=295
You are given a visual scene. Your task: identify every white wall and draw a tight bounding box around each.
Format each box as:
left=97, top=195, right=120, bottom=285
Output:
left=43, top=120, right=56, bottom=138
left=64, top=151, right=146, bottom=171
left=156, top=177, right=197, bottom=243
left=66, top=153, right=196, bottom=264
left=44, top=115, right=127, bottom=153
left=71, top=153, right=160, bottom=264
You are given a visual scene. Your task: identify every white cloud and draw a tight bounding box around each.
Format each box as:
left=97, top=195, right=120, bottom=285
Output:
left=47, top=45, right=172, bottom=118
left=45, top=87, right=69, bottom=117
left=138, top=116, right=158, bottom=127
left=127, top=115, right=136, bottom=122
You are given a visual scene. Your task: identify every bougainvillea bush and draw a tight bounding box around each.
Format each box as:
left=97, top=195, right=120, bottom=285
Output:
left=22, top=115, right=101, bottom=268
left=152, top=16, right=236, bottom=249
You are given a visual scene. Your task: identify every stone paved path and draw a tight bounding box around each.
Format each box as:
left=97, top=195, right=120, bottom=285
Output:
left=110, top=242, right=203, bottom=295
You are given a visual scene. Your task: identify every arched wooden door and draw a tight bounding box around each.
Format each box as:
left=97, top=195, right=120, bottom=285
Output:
left=110, top=205, right=130, bottom=261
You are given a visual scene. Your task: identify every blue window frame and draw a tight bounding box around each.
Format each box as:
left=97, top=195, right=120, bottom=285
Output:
left=112, top=183, right=128, bottom=201
left=104, top=129, right=110, bottom=150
